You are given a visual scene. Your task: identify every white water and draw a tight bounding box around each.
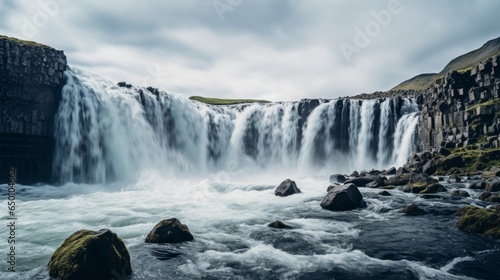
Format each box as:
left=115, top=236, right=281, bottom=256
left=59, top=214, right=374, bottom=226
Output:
left=3, top=67, right=498, bottom=280
left=53, top=67, right=419, bottom=184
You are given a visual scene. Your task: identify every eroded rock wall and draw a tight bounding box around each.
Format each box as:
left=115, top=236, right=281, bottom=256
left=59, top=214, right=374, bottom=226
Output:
left=0, top=37, right=66, bottom=184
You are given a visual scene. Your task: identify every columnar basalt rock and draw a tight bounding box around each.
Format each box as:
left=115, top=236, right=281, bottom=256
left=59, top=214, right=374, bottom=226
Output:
left=0, top=36, right=67, bottom=184
left=417, top=56, right=500, bottom=151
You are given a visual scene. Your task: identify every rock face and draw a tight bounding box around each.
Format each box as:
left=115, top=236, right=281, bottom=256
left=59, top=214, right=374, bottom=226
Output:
left=48, top=229, right=132, bottom=280
left=320, top=184, right=363, bottom=211
left=275, top=179, right=301, bottom=197
left=145, top=218, right=194, bottom=243
left=0, top=36, right=67, bottom=184
left=457, top=206, right=500, bottom=239
left=417, top=56, right=500, bottom=151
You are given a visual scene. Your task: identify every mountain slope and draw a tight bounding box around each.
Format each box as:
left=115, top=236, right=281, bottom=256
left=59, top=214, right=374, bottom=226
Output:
left=392, top=36, right=500, bottom=91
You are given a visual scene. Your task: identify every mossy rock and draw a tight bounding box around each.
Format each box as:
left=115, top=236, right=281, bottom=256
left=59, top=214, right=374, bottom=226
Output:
left=48, top=229, right=132, bottom=280
left=145, top=218, right=194, bottom=243
left=456, top=206, right=500, bottom=239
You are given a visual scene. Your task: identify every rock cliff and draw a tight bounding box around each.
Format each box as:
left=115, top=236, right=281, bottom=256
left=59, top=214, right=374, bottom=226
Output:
left=0, top=36, right=66, bottom=184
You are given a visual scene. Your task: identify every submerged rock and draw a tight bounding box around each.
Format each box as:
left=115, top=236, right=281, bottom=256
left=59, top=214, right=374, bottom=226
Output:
left=275, top=179, right=301, bottom=197
left=320, top=184, right=363, bottom=211
left=48, top=229, right=132, bottom=280
left=456, top=206, right=500, bottom=239
left=145, top=218, right=194, bottom=243
left=402, top=204, right=424, bottom=216
left=268, top=220, right=292, bottom=229
left=378, top=190, right=392, bottom=196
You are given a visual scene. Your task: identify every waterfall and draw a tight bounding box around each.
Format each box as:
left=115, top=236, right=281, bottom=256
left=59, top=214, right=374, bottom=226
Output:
left=53, top=67, right=420, bottom=183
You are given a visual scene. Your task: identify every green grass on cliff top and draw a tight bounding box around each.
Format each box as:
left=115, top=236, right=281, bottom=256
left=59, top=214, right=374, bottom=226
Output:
left=392, top=37, right=500, bottom=91
left=189, top=96, right=271, bottom=105
left=0, top=35, right=52, bottom=48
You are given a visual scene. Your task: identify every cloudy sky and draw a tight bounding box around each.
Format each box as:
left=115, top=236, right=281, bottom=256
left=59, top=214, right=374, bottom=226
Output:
left=1, top=0, right=499, bottom=101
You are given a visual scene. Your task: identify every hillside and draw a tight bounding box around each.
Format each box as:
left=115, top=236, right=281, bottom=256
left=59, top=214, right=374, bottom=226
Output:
left=392, top=36, right=500, bottom=91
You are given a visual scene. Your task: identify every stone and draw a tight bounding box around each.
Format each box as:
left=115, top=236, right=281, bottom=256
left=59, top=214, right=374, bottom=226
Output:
left=384, top=174, right=410, bottom=186
left=366, top=178, right=385, bottom=188
left=396, top=167, right=411, bottom=175
left=350, top=171, right=359, bottom=177
left=345, top=175, right=383, bottom=187
left=422, top=160, right=436, bottom=175
left=385, top=167, right=396, bottom=175
left=456, top=206, right=500, bottom=239
left=469, top=180, right=488, bottom=190
left=450, top=190, right=470, bottom=198
left=275, top=179, right=301, bottom=197
left=48, top=229, right=132, bottom=280
left=320, top=184, right=363, bottom=211
left=329, top=174, right=346, bottom=184
left=145, top=218, right=194, bottom=243
left=435, top=147, right=451, bottom=157
left=436, top=155, right=465, bottom=171
left=268, top=220, right=292, bottom=229
left=378, top=190, right=391, bottom=196
left=486, top=177, right=500, bottom=192
left=402, top=204, right=424, bottom=216
left=479, top=192, right=492, bottom=201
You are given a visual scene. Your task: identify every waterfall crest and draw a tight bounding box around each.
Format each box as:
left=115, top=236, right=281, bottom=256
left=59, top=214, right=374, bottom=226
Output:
left=53, top=68, right=419, bottom=183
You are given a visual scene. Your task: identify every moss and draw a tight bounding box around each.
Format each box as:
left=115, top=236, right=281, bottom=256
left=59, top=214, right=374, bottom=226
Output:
left=435, top=147, right=500, bottom=175
left=457, top=206, right=500, bottom=239
left=0, top=34, right=52, bottom=48
left=466, top=99, right=500, bottom=112
left=48, top=229, right=132, bottom=280
left=189, top=95, right=271, bottom=105
left=145, top=218, right=194, bottom=243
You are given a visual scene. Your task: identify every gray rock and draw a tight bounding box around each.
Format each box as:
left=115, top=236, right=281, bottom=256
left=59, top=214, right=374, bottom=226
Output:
left=275, top=179, right=301, bottom=197
left=320, top=184, right=363, bottom=211
left=329, top=174, right=346, bottom=184
left=145, top=218, right=194, bottom=243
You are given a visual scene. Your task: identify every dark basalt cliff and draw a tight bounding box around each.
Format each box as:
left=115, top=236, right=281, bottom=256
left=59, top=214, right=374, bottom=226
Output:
left=415, top=55, right=500, bottom=151
left=0, top=36, right=67, bottom=184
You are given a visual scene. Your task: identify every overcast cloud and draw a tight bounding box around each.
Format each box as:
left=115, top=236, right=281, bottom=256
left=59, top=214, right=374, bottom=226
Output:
left=1, top=0, right=499, bottom=101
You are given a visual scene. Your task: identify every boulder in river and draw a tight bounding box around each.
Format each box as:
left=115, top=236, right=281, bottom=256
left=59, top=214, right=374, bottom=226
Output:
left=385, top=167, right=396, bottom=175
left=450, top=190, right=470, bottom=198
left=456, top=206, right=500, bottom=239
left=48, top=229, right=132, bottom=280
left=268, top=220, right=292, bottom=229
left=275, top=179, right=301, bottom=197
left=320, top=184, right=363, bottom=211
left=145, top=218, right=194, bottom=243
left=486, top=177, right=500, bottom=192
left=402, top=204, right=424, bottom=216
left=329, top=174, right=346, bottom=184
left=345, top=175, right=385, bottom=187
left=469, top=180, right=488, bottom=190
left=378, top=190, right=391, bottom=196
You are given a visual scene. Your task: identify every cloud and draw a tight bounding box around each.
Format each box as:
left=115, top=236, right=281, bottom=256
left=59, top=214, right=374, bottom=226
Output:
left=0, top=0, right=499, bottom=101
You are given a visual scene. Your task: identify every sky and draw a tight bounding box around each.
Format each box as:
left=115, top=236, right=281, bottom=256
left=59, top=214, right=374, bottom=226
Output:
left=1, top=0, right=499, bottom=101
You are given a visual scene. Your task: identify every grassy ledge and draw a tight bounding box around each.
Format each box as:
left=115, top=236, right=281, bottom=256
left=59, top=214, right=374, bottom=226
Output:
left=189, top=96, right=271, bottom=105
left=0, top=35, right=52, bottom=49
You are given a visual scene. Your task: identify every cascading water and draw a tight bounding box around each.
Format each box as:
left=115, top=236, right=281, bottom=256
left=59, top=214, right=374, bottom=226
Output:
left=53, top=67, right=420, bottom=184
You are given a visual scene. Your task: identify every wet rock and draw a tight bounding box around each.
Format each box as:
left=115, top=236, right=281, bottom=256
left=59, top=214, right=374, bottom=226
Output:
left=385, top=167, right=396, bottom=175
left=366, top=177, right=385, bottom=188
left=435, top=147, right=452, bottom=157
left=486, top=195, right=500, bottom=203
left=48, top=229, right=132, bottom=280
left=436, top=155, right=465, bottom=171
left=384, top=174, right=411, bottom=186
left=422, top=160, right=436, bottom=175
left=456, top=206, right=500, bottom=239
left=486, top=177, right=500, bottom=192
left=275, top=179, right=301, bottom=197
left=396, top=167, right=411, bottom=175
left=378, top=190, right=391, bottom=196
left=329, top=174, right=346, bottom=184
left=451, top=190, right=470, bottom=198
left=268, top=220, right=292, bottom=229
left=402, top=204, right=424, bottom=216
left=479, top=192, right=493, bottom=201
left=320, top=184, right=363, bottom=211
left=421, top=194, right=443, bottom=199
left=345, top=176, right=383, bottom=187
left=469, top=180, right=488, bottom=190
left=448, top=175, right=462, bottom=183
left=350, top=171, right=359, bottom=177
left=368, top=170, right=382, bottom=175
left=145, top=218, right=194, bottom=243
